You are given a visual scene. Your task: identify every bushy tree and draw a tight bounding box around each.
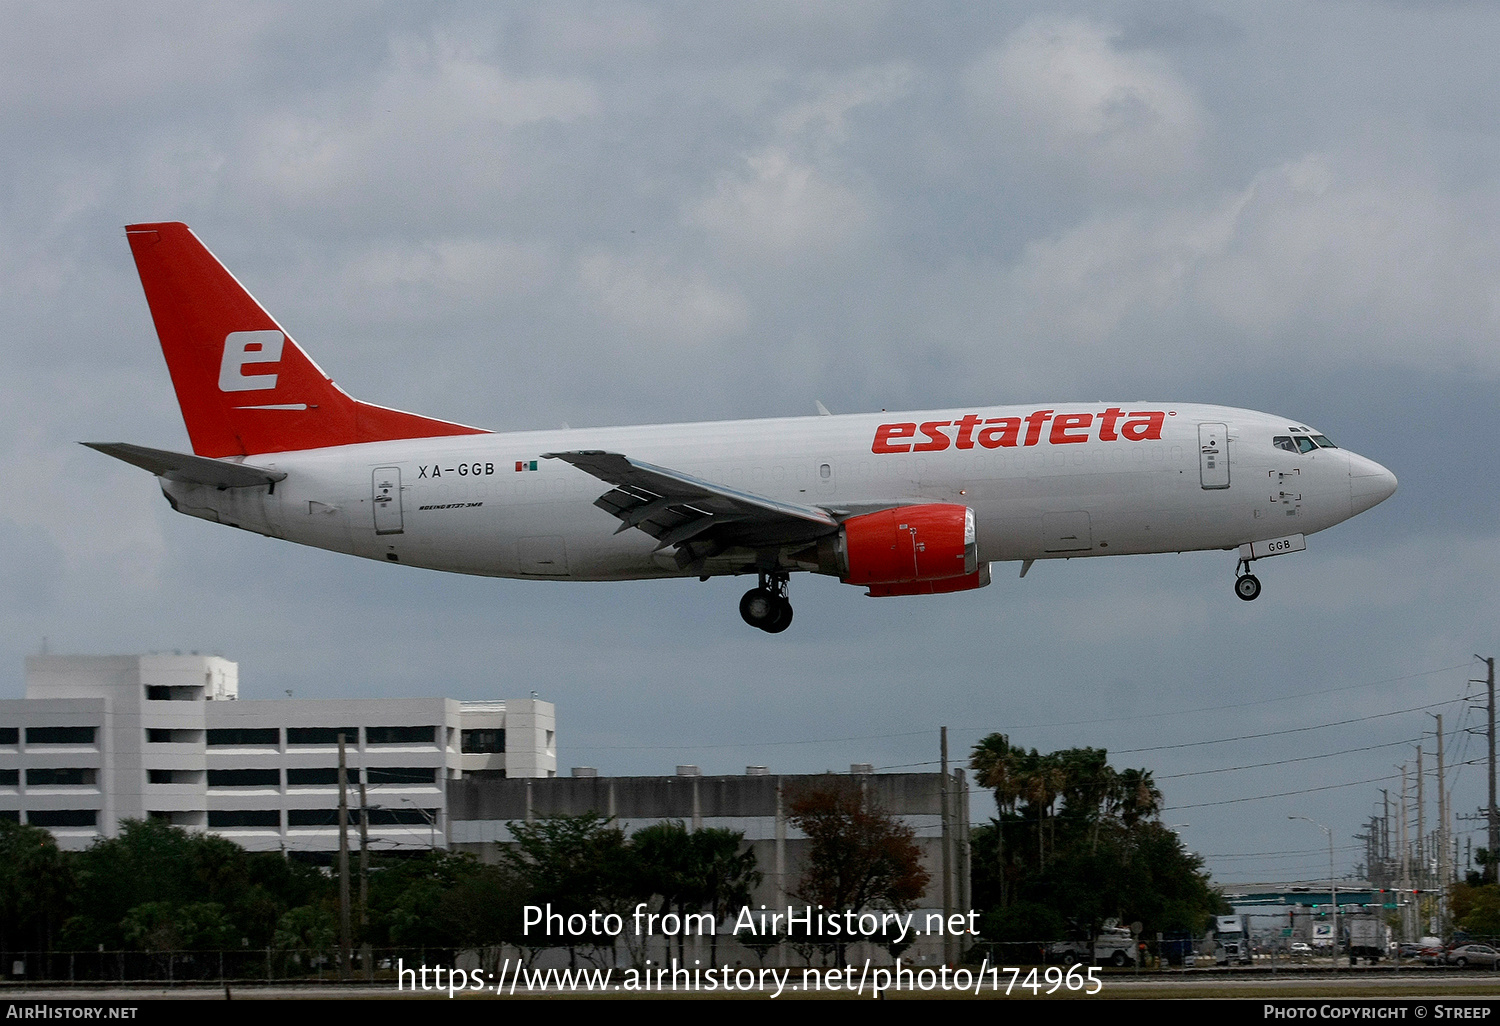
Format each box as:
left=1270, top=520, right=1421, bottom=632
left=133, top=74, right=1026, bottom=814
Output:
left=501, top=813, right=641, bottom=967
left=787, top=779, right=930, bottom=962
left=969, top=737, right=1221, bottom=948
left=0, top=820, right=73, bottom=955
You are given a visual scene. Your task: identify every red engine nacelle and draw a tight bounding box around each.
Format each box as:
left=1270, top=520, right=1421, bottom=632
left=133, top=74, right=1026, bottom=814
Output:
left=865, top=564, right=991, bottom=597
left=827, top=503, right=980, bottom=588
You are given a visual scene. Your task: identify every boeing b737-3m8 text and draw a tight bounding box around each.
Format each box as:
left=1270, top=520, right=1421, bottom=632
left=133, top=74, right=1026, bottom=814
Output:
left=89, top=223, right=1397, bottom=632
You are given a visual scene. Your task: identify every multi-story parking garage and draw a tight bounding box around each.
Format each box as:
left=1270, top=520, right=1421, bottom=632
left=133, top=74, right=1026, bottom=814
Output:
left=0, top=654, right=556, bottom=854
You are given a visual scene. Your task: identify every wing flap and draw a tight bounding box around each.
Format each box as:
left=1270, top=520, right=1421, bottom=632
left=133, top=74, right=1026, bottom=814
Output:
left=543, top=450, right=838, bottom=561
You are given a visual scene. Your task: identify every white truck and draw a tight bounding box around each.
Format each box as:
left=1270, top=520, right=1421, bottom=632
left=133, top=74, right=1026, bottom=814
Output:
left=1214, top=914, right=1253, bottom=965
left=1048, top=920, right=1140, bottom=967
left=1346, top=917, right=1391, bottom=963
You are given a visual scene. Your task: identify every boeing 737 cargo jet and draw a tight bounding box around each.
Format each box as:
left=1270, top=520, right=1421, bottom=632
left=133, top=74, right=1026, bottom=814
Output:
left=90, top=223, right=1397, bottom=632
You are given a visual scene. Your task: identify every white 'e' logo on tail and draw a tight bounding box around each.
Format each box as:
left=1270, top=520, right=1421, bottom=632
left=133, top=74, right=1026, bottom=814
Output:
left=219, top=330, right=284, bottom=391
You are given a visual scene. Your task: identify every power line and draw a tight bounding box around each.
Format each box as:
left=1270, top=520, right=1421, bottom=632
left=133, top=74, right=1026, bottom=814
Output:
left=1166, top=774, right=1400, bottom=810
left=1156, top=738, right=1420, bottom=779
left=951, top=662, right=1473, bottom=736
left=1119, top=699, right=1465, bottom=755
left=1205, top=843, right=1364, bottom=860
left=1166, top=757, right=1487, bottom=811
left=563, top=660, right=1472, bottom=756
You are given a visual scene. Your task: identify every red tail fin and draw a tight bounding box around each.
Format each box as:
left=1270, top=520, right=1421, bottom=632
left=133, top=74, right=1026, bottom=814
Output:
left=125, top=222, right=487, bottom=457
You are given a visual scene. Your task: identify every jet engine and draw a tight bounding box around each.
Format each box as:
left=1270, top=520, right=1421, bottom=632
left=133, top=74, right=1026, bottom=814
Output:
left=808, top=504, right=987, bottom=595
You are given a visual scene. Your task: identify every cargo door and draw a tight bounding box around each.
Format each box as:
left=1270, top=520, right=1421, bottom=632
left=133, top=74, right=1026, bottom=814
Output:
left=1199, top=423, right=1230, bottom=489
left=517, top=536, right=569, bottom=576
left=1042, top=511, right=1092, bottom=553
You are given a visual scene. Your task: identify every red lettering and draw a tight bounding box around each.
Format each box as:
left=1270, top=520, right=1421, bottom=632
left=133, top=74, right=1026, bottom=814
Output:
left=1121, top=411, right=1165, bottom=441
left=1050, top=413, right=1093, bottom=443
left=872, top=423, right=916, bottom=454
left=953, top=414, right=983, bottom=449
left=977, top=418, right=1020, bottom=448
left=1023, top=410, right=1053, bottom=447
left=1098, top=407, right=1124, bottom=441
left=914, top=421, right=952, bottom=452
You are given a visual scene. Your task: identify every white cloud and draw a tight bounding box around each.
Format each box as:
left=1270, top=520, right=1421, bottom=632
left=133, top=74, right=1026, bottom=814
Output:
left=966, top=16, right=1205, bottom=191
left=690, top=146, right=870, bottom=256
left=243, top=32, right=599, bottom=208
left=578, top=251, right=748, bottom=345
left=921, top=154, right=1500, bottom=381
left=689, top=63, right=911, bottom=258
left=336, top=237, right=556, bottom=315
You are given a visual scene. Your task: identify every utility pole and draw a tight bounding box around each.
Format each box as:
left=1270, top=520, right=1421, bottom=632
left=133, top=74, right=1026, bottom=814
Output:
left=1399, top=765, right=1411, bottom=941
left=1432, top=712, right=1448, bottom=930
left=359, top=772, right=370, bottom=979
left=1416, top=746, right=1425, bottom=893
left=940, top=726, right=954, bottom=967
left=1381, top=789, right=1391, bottom=885
left=1483, top=656, right=1497, bottom=884
left=338, top=732, right=351, bottom=980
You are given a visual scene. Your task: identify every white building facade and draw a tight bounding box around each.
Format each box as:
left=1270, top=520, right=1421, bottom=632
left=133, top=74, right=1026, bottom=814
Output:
left=0, top=654, right=555, bottom=854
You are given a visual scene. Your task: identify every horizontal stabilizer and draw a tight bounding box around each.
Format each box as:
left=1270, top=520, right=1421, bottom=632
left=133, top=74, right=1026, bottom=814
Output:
left=83, top=442, right=286, bottom=489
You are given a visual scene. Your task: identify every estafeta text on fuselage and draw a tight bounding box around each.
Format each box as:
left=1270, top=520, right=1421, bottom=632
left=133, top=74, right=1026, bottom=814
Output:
left=872, top=408, right=1168, bottom=454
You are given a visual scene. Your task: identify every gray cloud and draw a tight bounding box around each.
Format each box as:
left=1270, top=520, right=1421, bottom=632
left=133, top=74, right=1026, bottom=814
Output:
left=0, top=1, right=1495, bottom=887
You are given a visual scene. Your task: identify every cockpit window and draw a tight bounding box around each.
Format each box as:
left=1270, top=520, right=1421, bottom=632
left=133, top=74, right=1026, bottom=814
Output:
left=1278, top=430, right=1338, bottom=454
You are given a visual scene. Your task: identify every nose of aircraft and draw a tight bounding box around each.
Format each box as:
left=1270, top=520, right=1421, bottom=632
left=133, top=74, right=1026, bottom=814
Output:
left=1348, top=452, right=1398, bottom=516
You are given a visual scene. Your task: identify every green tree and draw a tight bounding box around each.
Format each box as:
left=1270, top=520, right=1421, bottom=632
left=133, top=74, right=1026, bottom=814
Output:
left=1453, top=882, right=1500, bottom=935
left=501, top=813, right=642, bottom=968
left=274, top=904, right=337, bottom=955
left=632, top=821, right=697, bottom=965
left=971, top=733, right=1022, bottom=908
left=121, top=901, right=238, bottom=951
left=690, top=827, right=761, bottom=963
left=968, top=739, right=1224, bottom=950
left=0, top=820, right=73, bottom=956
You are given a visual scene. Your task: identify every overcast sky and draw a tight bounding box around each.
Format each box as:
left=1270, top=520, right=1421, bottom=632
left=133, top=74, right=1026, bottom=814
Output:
left=2, top=1, right=1497, bottom=889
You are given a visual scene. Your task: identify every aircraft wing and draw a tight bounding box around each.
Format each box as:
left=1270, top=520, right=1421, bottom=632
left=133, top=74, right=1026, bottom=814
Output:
left=83, top=442, right=286, bottom=489
left=543, top=450, right=838, bottom=569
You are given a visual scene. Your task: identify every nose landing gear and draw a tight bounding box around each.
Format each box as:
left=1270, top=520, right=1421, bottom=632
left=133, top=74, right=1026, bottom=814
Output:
left=740, top=572, right=793, bottom=633
left=1234, top=558, right=1261, bottom=602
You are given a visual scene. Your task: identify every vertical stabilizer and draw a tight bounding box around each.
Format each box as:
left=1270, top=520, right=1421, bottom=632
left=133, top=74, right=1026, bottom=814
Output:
left=125, top=222, right=486, bottom=457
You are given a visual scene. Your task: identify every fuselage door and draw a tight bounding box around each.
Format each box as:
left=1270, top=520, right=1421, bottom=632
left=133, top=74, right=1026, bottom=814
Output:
left=1042, top=511, right=1093, bottom=553
left=373, top=467, right=404, bottom=534
left=1199, top=423, right=1230, bottom=490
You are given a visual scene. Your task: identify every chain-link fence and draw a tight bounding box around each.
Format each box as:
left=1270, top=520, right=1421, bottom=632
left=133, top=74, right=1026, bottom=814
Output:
left=0, top=948, right=456, bottom=984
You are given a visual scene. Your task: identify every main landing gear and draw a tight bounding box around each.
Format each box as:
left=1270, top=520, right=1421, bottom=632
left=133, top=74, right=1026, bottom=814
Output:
left=1234, top=558, right=1262, bottom=602
left=740, top=572, right=793, bottom=633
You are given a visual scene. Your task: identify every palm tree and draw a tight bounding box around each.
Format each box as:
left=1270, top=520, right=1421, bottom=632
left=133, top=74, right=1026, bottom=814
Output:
left=971, top=733, right=1022, bottom=907
left=689, top=829, right=761, bottom=963
left=1114, top=768, right=1163, bottom=828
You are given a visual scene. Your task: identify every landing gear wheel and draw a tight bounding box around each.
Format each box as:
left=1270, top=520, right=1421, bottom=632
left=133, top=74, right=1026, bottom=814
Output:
left=763, top=600, right=793, bottom=633
left=1234, top=574, right=1261, bottom=602
left=740, top=588, right=778, bottom=628
left=740, top=571, right=794, bottom=632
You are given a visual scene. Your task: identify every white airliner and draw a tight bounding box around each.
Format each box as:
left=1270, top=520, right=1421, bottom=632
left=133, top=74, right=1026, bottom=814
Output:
left=90, top=222, right=1397, bottom=632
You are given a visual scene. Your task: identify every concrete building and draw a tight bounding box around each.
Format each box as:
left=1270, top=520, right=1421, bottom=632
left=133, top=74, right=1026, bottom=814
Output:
left=448, top=765, right=972, bottom=944
left=0, top=654, right=555, bottom=854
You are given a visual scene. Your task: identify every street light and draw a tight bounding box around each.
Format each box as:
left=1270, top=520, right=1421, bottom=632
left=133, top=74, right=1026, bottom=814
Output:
left=1289, top=816, right=1337, bottom=972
